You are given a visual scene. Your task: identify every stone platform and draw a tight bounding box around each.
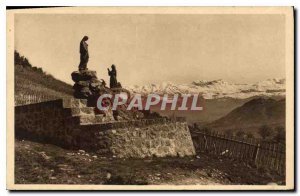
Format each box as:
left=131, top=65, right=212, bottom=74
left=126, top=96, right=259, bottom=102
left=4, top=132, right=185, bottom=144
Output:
left=15, top=99, right=196, bottom=158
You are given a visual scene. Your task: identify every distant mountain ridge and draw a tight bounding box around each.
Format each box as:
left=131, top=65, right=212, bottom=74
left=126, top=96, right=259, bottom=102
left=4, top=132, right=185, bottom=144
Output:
left=126, top=78, right=285, bottom=99
left=206, top=97, right=285, bottom=132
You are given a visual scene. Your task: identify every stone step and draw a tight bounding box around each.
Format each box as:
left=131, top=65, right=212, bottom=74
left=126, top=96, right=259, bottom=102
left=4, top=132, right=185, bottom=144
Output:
left=63, top=98, right=88, bottom=108
left=70, top=107, right=95, bottom=116
left=79, top=114, right=106, bottom=124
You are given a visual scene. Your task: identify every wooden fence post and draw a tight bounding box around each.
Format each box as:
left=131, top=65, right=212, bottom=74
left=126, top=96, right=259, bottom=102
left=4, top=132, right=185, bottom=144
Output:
left=253, top=143, right=260, bottom=165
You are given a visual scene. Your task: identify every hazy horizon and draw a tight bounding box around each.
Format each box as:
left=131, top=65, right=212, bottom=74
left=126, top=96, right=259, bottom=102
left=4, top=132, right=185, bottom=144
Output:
left=15, top=14, right=285, bottom=86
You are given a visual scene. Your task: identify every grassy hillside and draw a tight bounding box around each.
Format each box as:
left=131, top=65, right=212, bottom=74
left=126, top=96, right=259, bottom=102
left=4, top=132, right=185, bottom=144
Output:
left=157, top=97, right=250, bottom=124
left=206, top=97, right=285, bottom=138
left=209, top=98, right=285, bottom=128
left=14, top=51, right=73, bottom=105
left=157, top=96, right=285, bottom=125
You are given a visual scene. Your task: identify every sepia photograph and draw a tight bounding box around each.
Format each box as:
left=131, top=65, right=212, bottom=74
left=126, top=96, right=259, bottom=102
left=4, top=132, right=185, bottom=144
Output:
left=6, top=6, right=294, bottom=190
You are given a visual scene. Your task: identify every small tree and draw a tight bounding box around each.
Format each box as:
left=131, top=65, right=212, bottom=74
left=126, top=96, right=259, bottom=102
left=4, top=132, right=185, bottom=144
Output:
left=245, top=132, right=254, bottom=139
left=258, top=125, right=272, bottom=140
left=23, top=58, right=31, bottom=68
left=236, top=130, right=245, bottom=138
left=37, top=67, right=44, bottom=74
left=14, top=50, right=21, bottom=64
left=224, top=129, right=234, bottom=137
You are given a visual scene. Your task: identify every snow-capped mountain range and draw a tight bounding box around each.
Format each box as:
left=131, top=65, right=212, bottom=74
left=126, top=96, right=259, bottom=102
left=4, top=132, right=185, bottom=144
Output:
left=126, top=78, right=285, bottom=99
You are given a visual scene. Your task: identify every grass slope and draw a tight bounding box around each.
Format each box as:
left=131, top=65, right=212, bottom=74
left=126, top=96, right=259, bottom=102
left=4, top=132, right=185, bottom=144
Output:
left=14, top=51, right=73, bottom=104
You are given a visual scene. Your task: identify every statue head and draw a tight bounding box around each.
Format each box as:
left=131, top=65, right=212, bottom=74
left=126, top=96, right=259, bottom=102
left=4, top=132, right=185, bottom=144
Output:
left=82, top=36, right=89, bottom=41
left=111, top=64, right=116, bottom=70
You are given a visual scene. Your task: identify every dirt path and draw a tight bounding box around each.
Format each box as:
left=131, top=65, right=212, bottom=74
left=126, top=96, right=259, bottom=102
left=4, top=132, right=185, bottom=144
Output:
left=15, top=139, right=284, bottom=185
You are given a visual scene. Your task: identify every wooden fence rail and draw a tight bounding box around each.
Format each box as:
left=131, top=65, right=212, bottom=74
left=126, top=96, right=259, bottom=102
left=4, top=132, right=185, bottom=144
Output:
left=191, top=129, right=285, bottom=175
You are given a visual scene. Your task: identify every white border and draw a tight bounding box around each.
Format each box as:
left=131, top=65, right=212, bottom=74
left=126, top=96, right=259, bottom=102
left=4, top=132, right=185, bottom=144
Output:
left=1, top=1, right=298, bottom=195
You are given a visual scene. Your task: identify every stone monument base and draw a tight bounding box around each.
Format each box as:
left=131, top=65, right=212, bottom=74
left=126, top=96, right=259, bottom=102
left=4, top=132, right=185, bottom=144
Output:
left=15, top=98, right=196, bottom=158
left=71, top=70, right=105, bottom=99
left=91, top=121, right=196, bottom=158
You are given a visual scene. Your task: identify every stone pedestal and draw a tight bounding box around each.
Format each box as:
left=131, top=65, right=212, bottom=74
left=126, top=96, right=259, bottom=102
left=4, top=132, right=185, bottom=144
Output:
left=71, top=70, right=105, bottom=99
left=71, top=70, right=146, bottom=121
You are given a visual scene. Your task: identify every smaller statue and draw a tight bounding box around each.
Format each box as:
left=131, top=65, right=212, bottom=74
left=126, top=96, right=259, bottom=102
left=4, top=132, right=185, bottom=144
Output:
left=78, top=36, right=89, bottom=71
left=108, top=64, right=118, bottom=88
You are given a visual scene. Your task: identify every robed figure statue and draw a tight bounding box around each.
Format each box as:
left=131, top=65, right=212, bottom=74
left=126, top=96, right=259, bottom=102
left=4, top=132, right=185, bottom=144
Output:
left=78, top=36, right=89, bottom=70
left=108, top=64, right=118, bottom=88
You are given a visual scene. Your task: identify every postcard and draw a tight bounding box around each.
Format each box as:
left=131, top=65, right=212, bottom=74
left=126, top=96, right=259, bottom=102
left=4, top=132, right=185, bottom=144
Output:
left=6, top=6, right=294, bottom=190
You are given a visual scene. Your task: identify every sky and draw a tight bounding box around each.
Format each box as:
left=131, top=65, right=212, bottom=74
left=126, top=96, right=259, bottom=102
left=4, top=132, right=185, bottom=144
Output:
left=15, top=14, right=285, bottom=86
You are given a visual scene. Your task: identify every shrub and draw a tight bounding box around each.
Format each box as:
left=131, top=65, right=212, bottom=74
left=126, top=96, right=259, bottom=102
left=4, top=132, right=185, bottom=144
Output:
left=274, top=126, right=285, bottom=144
left=258, top=125, right=272, bottom=140
left=235, top=130, right=245, bottom=138
left=224, top=129, right=234, bottom=137
left=245, top=132, right=254, bottom=139
left=14, top=50, right=32, bottom=68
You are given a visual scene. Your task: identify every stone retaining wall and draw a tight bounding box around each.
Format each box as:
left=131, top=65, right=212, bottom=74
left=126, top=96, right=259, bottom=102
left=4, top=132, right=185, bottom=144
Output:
left=77, top=121, right=195, bottom=158
left=15, top=99, right=68, bottom=145
left=110, top=122, right=195, bottom=158
left=15, top=99, right=196, bottom=158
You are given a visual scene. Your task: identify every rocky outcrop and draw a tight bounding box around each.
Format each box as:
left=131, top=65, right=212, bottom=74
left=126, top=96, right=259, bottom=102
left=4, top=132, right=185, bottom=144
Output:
left=71, top=70, right=146, bottom=121
left=71, top=70, right=107, bottom=99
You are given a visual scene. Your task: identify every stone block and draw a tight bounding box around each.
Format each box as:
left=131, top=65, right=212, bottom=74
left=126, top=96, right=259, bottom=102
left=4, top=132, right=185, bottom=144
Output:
left=63, top=99, right=87, bottom=108
left=71, top=70, right=97, bottom=82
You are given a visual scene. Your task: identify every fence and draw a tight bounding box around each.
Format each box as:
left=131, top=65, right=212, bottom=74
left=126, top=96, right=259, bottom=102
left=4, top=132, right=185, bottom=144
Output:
left=15, top=94, right=59, bottom=106
left=191, top=129, right=286, bottom=175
